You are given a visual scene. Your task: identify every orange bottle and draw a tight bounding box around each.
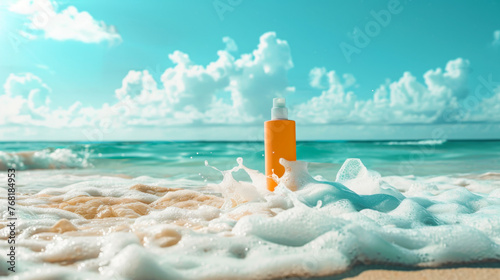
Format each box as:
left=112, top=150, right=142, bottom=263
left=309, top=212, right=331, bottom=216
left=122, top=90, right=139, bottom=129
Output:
left=264, top=98, right=296, bottom=191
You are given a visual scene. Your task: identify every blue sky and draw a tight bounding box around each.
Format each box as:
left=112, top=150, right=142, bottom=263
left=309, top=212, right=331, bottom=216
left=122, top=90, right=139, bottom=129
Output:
left=0, top=0, right=499, bottom=141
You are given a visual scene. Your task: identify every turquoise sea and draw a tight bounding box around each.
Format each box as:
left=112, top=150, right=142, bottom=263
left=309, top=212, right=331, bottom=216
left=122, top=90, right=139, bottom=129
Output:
left=1, top=140, right=499, bottom=180
left=0, top=140, right=499, bottom=279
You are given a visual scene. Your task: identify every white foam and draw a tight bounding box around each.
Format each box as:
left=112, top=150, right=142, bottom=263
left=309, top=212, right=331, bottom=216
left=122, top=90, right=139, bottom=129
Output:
left=377, top=139, right=447, bottom=145
left=0, top=148, right=91, bottom=170
left=2, top=158, right=500, bottom=279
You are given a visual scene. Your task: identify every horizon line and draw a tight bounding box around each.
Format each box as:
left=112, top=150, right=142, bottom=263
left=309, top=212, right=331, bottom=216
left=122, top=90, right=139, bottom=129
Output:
left=1, top=139, right=500, bottom=144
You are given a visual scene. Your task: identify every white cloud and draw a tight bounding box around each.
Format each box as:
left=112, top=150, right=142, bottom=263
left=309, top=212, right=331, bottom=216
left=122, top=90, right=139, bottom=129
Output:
left=223, top=36, right=238, bottom=52
left=112, top=32, right=292, bottom=125
left=468, top=86, right=500, bottom=122
left=116, top=70, right=160, bottom=100
left=309, top=67, right=327, bottom=89
left=9, top=0, right=121, bottom=44
left=294, top=58, right=473, bottom=124
left=230, top=32, right=293, bottom=118
left=161, top=50, right=232, bottom=112
left=493, top=30, right=500, bottom=46
left=1, top=33, right=499, bottom=138
left=296, top=69, right=357, bottom=123
left=0, top=32, right=292, bottom=129
left=4, top=72, right=51, bottom=108
left=0, top=73, right=51, bottom=125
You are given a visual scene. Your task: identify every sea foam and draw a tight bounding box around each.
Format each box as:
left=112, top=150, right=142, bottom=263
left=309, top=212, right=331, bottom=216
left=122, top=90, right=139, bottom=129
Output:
left=0, top=148, right=91, bottom=171
left=0, top=158, right=499, bottom=279
left=376, top=139, right=447, bottom=145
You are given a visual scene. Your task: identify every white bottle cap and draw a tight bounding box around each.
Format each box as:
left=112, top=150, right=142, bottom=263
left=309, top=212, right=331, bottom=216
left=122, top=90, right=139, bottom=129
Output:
left=271, top=98, right=288, bottom=120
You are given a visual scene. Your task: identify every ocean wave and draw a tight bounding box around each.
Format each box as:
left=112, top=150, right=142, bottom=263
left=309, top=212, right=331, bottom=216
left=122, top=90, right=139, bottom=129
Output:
left=377, top=139, right=447, bottom=146
left=0, top=148, right=91, bottom=171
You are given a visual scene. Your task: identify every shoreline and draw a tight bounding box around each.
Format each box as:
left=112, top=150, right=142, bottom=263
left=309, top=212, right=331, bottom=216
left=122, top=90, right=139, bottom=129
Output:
left=305, top=262, right=500, bottom=280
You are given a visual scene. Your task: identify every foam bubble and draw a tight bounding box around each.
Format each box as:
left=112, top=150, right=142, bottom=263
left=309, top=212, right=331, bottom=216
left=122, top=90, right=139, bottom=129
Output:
left=3, top=158, right=500, bottom=279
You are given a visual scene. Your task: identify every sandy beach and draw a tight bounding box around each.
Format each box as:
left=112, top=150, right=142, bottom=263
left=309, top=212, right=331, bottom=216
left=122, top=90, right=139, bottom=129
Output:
left=327, top=263, right=500, bottom=280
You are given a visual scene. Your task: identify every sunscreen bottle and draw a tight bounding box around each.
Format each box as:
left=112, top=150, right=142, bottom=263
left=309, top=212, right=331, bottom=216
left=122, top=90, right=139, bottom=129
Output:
left=264, top=98, right=296, bottom=191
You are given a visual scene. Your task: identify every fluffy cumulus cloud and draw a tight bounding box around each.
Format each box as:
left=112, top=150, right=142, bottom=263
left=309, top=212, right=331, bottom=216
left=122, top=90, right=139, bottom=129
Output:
left=1, top=32, right=499, bottom=134
left=9, top=0, right=121, bottom=43
left=110, top=32, right=293, bottom=126
left=0, top=32, right=292, bottom=128
left=0, top=73, right=87, bottom=127
left=0, top=73, right=51, bottom=125
left=294, top=58, right=481, bottom=124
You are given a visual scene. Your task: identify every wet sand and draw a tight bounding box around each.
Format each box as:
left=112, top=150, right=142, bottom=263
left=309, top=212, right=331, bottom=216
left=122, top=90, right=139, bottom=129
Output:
left=319, top=263, right=500, bottom=280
